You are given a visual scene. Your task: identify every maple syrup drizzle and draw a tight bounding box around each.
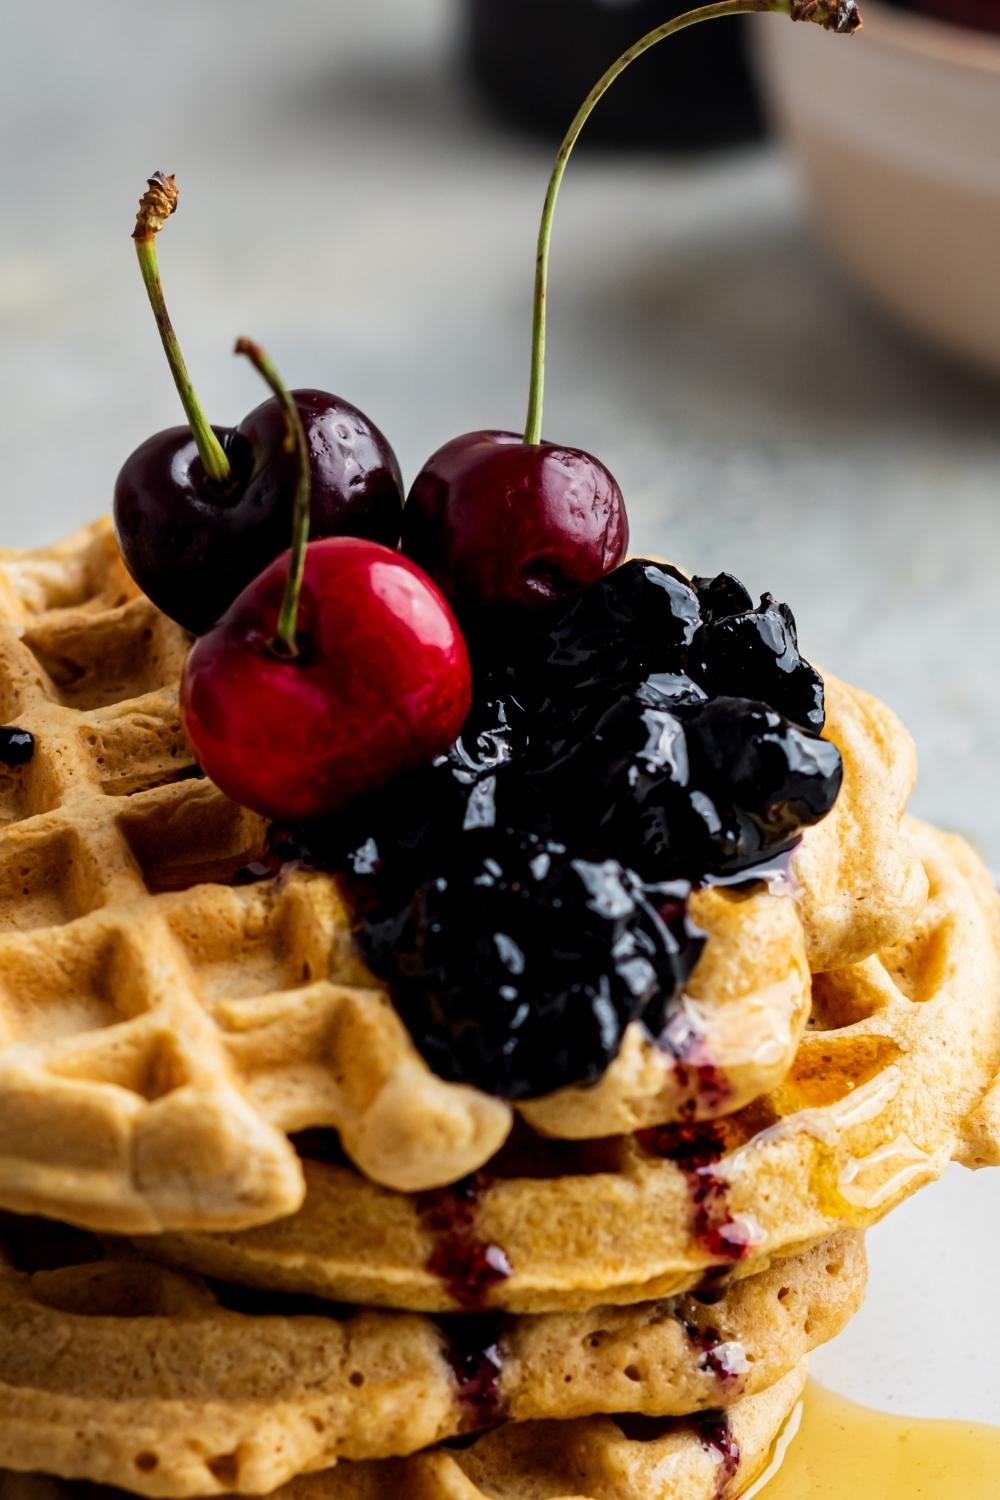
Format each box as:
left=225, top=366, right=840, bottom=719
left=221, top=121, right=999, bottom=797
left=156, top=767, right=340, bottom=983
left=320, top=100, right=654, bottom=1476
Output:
left=748, top=1381, right=1000, bottom=1499
left=637, top=1121, right=756, bottom=1262
left=417, top=1175, right=513, bottom=1311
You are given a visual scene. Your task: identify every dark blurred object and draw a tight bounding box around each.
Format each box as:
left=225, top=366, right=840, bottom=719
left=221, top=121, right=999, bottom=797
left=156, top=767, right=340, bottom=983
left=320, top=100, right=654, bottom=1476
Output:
left=463, top=0, right=764, bottom=150
left=882, top=0, right=1000, bottom=31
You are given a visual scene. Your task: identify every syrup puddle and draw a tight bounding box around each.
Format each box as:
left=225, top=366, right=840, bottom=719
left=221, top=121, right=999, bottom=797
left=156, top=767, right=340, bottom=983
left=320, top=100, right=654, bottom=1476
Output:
left=748, top=1380, right=1000, bottom=1498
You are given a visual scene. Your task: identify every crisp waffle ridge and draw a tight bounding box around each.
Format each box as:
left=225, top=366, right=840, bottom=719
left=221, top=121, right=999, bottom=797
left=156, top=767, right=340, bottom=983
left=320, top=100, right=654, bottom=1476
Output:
left=0, top=1362, right=807, bottom=1500
left=0, top=1215, right=861, bottom=1495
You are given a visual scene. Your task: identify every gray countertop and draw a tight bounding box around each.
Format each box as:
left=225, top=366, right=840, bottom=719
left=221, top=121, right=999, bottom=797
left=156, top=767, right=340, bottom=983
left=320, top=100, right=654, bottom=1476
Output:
left=2, top=0, right=998, bottom=863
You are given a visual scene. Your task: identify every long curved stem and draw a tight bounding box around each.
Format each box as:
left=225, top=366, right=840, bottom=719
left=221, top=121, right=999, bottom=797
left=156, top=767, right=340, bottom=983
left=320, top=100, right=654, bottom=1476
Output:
left=235, top=338, right=311, bottom=657
left=133, top=173, right=231, bottom=485
left=523, top=0, right=861, bottom=445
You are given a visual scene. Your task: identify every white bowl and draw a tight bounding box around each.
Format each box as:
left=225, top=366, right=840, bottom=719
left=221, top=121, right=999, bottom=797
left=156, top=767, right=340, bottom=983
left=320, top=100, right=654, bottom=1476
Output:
left=755, top=3, right=1000, bottom=375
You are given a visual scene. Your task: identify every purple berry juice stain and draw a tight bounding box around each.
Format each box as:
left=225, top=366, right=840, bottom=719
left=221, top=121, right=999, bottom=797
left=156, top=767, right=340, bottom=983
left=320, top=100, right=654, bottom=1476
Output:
left=417, top=1175, right=513, bottom=1311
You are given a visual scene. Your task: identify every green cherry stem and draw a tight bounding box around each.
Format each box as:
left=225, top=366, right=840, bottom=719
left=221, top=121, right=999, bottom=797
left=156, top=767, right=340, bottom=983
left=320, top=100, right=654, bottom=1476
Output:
left=523, top=0, right=862, bottom=446
left=132, top=172, right=232, bottom=486
left=234, top=337, right=311, bottom=658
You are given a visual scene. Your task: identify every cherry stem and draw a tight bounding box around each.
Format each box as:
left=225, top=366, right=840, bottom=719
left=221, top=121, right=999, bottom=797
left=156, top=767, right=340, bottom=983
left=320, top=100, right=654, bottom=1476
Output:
left=234, top=337, right=311, bottom=658
left=132, top=173, right=231, bottom=486
left=523, top=0, right=861, bottom=446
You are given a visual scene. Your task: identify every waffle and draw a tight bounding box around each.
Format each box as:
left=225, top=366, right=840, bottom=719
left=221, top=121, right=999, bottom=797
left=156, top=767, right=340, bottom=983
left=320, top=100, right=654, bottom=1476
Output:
left=0, top=1212, right=860, bottom=1495
left=0, top=1372, right=811, bottom=1500
left=0, top=524, right=930, bottom=1231
left=0, top=1362, right=807, bottom=1500
left=794, top=673, right=928, bottom=971
left=150, top=819, right=1000, bottom=1313
left=250, top=1366, right=808, bottom=1500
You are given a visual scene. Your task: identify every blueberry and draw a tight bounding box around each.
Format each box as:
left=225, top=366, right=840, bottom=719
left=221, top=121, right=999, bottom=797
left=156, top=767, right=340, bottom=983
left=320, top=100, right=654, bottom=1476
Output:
left=437, top=681, right=530, bottom=784
left=360, top=832, right=705, bottom=1099
left=683, top=697, right=843, bottom=872
left=0, top=727, right=35, bottom=768
left=284, top=557, right=844, bottom=1103
left=691, top=572, right=753, bottom=623
left=530, top=688, right=692, bottom=874
left=689, top=593, right=825, bottom=731
left=528, top=685, right=841, bottom=883
left=516, top=559, right=701, bottom=715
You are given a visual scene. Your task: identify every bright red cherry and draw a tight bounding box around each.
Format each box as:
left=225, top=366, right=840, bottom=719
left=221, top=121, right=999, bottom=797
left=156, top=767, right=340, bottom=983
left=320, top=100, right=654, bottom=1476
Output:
left=182, top=536, right=472, bottom=821
left=403, top=429, right=628, bottom=624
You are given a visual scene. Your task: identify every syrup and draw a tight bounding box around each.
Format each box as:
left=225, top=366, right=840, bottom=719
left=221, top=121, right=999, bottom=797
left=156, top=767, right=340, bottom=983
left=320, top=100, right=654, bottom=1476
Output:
left=749, top=1381, right=1000, bottom=1499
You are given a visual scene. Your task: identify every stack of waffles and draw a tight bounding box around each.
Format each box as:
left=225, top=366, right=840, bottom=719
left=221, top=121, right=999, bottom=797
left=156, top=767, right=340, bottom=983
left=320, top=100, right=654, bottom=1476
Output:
left=0, top=522, right=998, bottom=1500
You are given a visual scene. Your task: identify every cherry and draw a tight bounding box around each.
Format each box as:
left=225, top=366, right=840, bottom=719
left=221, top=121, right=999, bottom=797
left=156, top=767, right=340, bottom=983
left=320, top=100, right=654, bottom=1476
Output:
left=911, top=0, right=1000, bottom=32
left=403, top=429, right=627, bottom=625
left=404, top=1, right=859, bottom=630
left=114, top=174, right=403, bottom=637
left=181, top=345, right=472, bottom=821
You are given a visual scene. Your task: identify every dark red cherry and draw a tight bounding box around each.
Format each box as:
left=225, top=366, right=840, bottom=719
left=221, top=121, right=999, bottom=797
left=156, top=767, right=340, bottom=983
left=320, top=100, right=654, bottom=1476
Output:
left=114, top=173, right=403, bottom=636
left=913, top=0, right=1000, bottom=32
left=114, top=389, right=404, bottom=636
left=403, top=430, right=628, bottom=627
left=404, top=0, right=856, bottom=635
left=181, top=538, right=473, bottom=821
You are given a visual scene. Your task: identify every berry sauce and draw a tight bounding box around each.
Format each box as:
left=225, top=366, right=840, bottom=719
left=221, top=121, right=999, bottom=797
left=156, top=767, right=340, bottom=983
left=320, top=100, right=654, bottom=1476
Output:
left=417, top=1176, right=513, bottom=1310
left=436, top=1314, right=509, bottom=1432
left=613, top=1402, right=742, bottom=1497
left=691, top=1265, right=737, bottom=1306
left=638, top=1123, right=756, bottom=1264
left=273, top=560, right=842, bottom=1103
left=677, top=1311, right=743, bottom=1385
left=0, top=726, right=34, bottom=768
left=613, top=1413, right=678, bottom=1442
left=657, top=1011, right=732, bottom=1119
left=691, top=1409, right=741, bottom=1497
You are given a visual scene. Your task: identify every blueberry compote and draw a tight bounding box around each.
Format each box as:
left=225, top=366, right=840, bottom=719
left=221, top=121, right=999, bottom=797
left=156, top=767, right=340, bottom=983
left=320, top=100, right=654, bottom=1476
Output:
left=282, top=559, right=842, bottom=1103
left=0, top=727, right=34, bottom=767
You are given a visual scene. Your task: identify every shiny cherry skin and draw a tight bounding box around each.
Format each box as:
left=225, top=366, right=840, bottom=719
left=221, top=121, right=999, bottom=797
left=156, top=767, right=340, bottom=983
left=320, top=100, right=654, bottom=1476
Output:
left=402, top=430, right=629, bottom=628
left=115, top=389, right=404, bottom=636
left=181, top=538, right=473, bottom=822
left=914, top=0, right=1000, bottom=31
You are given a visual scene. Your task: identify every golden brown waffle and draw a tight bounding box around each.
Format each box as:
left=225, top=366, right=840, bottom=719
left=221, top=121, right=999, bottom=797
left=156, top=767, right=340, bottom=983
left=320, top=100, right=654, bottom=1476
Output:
left=0, top=523, right=936, bottom=1231
left=795, top=674, right=928, bottom=971
left=268, top=1366, right=807, bottom=1500
left=0, top=1214, right=862, bottom=1496
left=0, top=1363, right=807, bottom=1500
left=151, top=820, right=1000, bottom=1313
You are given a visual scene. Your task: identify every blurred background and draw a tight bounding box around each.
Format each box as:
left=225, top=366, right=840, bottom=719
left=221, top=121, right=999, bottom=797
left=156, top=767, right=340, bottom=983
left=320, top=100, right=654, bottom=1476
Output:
left=1, top=0, right=1000, bottom=1421
left=0, top=0, right=998, bottom=861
